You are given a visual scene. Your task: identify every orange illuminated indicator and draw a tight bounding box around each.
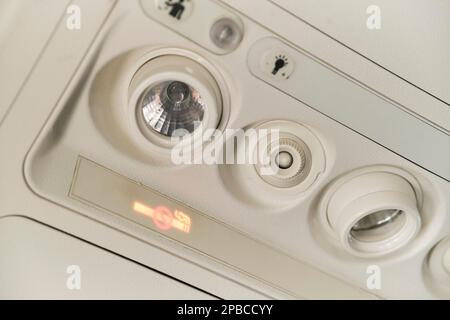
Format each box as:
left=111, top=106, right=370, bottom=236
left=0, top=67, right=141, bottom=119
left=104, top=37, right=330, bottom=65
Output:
left=133, top=201, right=191, bottom=233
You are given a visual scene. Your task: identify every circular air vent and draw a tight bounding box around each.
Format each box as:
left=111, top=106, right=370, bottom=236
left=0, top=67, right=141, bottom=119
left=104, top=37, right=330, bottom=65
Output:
left=219, top=120, right=325, bottom=208
left=254, top=133, right=312, bottom=188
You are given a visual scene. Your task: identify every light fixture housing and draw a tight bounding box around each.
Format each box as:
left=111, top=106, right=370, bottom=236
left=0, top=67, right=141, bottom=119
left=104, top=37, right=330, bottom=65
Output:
left=319, top=167, right=422, bottom=257
left=130, top=54, right=223, bottom=149
left=427, top=236, right=450, bottom=292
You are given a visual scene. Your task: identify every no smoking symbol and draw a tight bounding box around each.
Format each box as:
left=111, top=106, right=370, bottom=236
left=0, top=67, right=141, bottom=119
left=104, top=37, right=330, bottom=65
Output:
left=152, top=206, right=174, bottom=231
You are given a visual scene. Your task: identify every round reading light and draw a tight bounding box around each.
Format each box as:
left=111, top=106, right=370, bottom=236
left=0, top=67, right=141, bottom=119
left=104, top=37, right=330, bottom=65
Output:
left=351, top=209, right=403, bottom=232
left=130, top=54, right=223, bottom=148
left=319, top=168, right=422, bottom=257
left=140, top=80, right=205, bottom=137
left=90, top=47, right=230, bottom=165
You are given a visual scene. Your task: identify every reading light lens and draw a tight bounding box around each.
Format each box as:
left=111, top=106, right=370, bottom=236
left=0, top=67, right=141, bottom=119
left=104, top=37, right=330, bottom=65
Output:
left=352, top=209, right=403, bottom=232
left=350, top=209, right=407, bottom=243
left=167, top=81, right=190, bottom=103
left=140, top=80, right=205, bottom=137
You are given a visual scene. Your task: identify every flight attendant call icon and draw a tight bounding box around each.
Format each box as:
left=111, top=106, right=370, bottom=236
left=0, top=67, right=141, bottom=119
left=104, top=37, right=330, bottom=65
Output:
left=156, top=0, right=193, bottom=21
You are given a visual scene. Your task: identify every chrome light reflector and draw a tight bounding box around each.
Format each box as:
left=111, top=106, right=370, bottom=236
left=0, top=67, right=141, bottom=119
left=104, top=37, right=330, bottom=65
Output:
left=140, top=80, right=206, bottom=137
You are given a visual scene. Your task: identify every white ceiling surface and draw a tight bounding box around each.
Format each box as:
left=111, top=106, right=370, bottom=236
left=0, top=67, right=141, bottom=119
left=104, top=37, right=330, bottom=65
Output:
left=0, top=217, right=213, bottom=299
left=271, top=0, right=450, bottom=105
left=0, top=0, right=71, bottom=123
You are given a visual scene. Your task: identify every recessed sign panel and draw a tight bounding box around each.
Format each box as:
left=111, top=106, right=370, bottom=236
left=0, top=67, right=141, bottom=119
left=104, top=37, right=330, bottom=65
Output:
left=69, top=156, right=376, bottom=299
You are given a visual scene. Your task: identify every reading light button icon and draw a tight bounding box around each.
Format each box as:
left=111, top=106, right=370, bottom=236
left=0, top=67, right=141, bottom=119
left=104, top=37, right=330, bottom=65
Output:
left=261, top=49, right=295, bottom=80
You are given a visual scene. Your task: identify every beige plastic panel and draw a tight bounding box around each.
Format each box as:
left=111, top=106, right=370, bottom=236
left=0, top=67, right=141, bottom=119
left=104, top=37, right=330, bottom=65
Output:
left=0, top=0, right=280, bottom=300
left=140, top=0, right=243, bottom=54
left=271, top=0, right=450, bottom=105
left=247, top=37, right=450, bottom=181
left=69, top=157, right=376, bottom=300
left=223, top=0, right=450, bottom=134
left=0, top=216, right=213, bottom=299
left=1, top=0, right=447, bottom=299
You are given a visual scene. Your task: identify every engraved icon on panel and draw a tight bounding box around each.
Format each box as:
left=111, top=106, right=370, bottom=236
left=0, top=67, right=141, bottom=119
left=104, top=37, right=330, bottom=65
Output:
left=156, top=0, right=193, bottom=21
